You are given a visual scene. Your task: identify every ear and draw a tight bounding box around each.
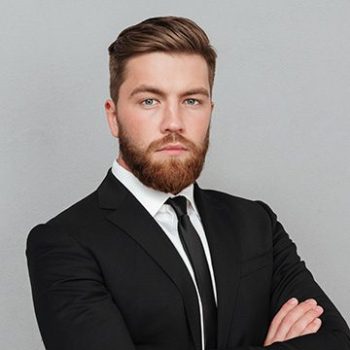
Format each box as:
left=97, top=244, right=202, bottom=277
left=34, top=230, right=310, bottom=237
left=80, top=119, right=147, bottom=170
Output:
left=105, top=99, right=119, bottom=138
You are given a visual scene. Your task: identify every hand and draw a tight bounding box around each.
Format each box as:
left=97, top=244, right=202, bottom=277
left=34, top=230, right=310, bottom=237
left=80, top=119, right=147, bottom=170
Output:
left=264, top=298, right=324, bottom=346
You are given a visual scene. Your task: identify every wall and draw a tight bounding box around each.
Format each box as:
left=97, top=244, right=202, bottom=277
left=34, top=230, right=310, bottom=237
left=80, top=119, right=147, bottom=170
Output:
left=1, top=1, right=349, bottom=348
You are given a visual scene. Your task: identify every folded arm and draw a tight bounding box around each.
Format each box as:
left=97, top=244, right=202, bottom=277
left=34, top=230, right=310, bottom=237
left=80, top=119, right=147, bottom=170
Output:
left=236, top=201, right=350, bottom=349
left=210, top=200, right=350, bottom=350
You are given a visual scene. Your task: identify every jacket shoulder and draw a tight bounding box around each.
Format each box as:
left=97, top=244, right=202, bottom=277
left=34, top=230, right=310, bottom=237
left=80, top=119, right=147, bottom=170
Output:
left=26, top=190, right=101, bottom=250
left=48, top=190, right=100, bottom=225
left=199, top=187, right=277, bottom=226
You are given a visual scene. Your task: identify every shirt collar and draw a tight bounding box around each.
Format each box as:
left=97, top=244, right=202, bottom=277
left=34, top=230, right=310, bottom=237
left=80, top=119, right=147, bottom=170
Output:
left=111, top=159, right=199, bottom=217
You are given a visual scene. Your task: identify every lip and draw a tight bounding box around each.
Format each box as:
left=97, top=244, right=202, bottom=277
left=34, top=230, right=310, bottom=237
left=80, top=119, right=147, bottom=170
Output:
left=156, top=143, right=188, bottom=155
left=157, top=143, right=188, bottom=152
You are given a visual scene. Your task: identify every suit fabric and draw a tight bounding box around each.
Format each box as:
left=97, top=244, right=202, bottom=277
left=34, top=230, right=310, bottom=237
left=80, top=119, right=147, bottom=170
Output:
left=26, top=169, right=350, bottom=349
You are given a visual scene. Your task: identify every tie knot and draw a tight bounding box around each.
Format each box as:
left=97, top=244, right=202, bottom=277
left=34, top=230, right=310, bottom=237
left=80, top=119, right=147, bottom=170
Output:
left=166, top=196, right=187, bottom=218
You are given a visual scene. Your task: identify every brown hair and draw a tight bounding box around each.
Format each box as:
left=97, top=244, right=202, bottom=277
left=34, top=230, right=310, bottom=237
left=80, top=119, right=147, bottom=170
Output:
left=108, top=16, right=217, bottom=103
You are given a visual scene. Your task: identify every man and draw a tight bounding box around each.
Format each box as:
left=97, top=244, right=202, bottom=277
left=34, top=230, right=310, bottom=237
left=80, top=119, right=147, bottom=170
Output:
left=26, top=16, right=350, bottom=350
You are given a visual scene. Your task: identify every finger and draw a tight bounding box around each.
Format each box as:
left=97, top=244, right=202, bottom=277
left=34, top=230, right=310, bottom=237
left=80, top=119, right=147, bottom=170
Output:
left=301, top=317, right=322, bottom=336
left=265, top=298, right=299, bottom=342
left=264, top=298, right=299, bottom=346
left=272, top=299, right=318, bottom=343
left=286, top=305, right=324, bottom=339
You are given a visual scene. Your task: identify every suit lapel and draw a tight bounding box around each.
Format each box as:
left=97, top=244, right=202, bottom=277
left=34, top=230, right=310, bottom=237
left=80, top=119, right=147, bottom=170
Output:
left=97, top=170, right=202, bottom=350
left=194, top=185, right=241, bottom=349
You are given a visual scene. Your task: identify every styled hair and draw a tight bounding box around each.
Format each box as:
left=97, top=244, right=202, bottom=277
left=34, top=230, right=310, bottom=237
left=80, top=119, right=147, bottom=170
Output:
left=108, top=16, right=217, bottom=102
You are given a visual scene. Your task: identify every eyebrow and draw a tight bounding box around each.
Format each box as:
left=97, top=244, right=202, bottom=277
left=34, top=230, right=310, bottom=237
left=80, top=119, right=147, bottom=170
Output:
left=129, top=85, right=210, bottom=99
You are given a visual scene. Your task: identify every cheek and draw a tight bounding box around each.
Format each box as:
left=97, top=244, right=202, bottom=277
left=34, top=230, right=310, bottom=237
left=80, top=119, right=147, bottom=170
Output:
left=118, top=111, right=148, bottom=140
left=192, top=120, right=210, bottom=143
left=119, top=104, right=159, bottom=133
left=124, top=123, right=158, bottom=149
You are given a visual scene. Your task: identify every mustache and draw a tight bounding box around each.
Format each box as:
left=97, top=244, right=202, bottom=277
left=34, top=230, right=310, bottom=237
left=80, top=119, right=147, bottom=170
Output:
left=147, top=133, right=197, bottom=152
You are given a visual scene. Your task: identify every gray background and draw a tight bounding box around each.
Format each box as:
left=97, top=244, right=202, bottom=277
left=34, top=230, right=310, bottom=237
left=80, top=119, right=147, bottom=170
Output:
left=1, top=1, right=349, bottom=349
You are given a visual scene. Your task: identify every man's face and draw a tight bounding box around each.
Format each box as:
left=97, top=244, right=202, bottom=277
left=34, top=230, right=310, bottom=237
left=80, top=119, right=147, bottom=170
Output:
left=105, top=52, right=213, bottom=193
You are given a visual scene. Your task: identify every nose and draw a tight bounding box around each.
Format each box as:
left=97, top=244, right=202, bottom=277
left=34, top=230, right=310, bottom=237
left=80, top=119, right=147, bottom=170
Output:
left=160, top=102, right=185, bottom=134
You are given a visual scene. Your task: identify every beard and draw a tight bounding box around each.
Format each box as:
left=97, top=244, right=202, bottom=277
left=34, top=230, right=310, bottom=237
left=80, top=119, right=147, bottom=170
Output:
left=117, top=124, right=209, bottom=194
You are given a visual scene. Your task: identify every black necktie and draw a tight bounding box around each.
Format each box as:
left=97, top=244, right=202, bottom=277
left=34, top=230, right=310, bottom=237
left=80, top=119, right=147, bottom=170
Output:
left=166, top=196, right=217, bottom=348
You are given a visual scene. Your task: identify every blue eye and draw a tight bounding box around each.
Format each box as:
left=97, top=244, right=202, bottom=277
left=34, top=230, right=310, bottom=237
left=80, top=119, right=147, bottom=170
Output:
left=142, top=98, right=156, bottom=106
left=185, top=98, right=199, bottom=105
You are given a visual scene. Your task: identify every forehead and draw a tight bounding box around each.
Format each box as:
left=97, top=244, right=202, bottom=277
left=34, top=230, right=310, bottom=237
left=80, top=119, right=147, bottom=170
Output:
left=120, top=52, right=210, bottom=94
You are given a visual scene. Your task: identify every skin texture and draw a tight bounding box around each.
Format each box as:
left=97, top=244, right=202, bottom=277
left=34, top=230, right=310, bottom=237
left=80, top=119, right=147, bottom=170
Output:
left=264, top=298, right=323, bottom=346
left=104, top=51, right=323, bottom=346
left=105, top=52, right=213, bottom=172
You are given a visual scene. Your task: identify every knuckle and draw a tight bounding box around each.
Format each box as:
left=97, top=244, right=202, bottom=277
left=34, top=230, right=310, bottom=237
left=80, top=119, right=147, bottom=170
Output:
left=300, top=302, right=316, bottom=312
left=307, top=308, right=319, bottom=319
left=284, top=308, right=302, bottom=323
left=282, top=314, right=295, bottom=327
left=292, top=322, right=305, bottom=334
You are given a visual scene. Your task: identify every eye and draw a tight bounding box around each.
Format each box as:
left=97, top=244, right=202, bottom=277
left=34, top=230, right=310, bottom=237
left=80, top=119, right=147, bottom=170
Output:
left=184, top=98, right=200, bottom=106
left=141, top=98, right=157, bottom=106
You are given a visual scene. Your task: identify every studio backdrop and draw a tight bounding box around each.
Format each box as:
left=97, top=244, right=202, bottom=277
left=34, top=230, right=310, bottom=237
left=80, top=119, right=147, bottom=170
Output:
left=0, top=1, right=349, bottom=349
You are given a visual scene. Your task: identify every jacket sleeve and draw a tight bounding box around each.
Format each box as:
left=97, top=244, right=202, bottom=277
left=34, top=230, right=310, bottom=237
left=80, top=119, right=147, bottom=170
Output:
left=244, top=200, right=350, bottom=350
left=258, top=200, right=350, bottom=349
left=211, top=200, right=350, bottom=350
left=26, top=223, right=136, bottom=350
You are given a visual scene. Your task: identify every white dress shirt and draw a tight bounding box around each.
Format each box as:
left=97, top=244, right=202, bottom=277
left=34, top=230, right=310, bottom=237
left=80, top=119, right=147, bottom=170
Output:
left=111, top=159, right=217, bottom=350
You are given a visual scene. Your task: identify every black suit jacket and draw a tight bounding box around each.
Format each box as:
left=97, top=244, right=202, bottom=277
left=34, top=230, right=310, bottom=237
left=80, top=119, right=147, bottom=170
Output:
left=26, top=169, right=350, bottom=349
